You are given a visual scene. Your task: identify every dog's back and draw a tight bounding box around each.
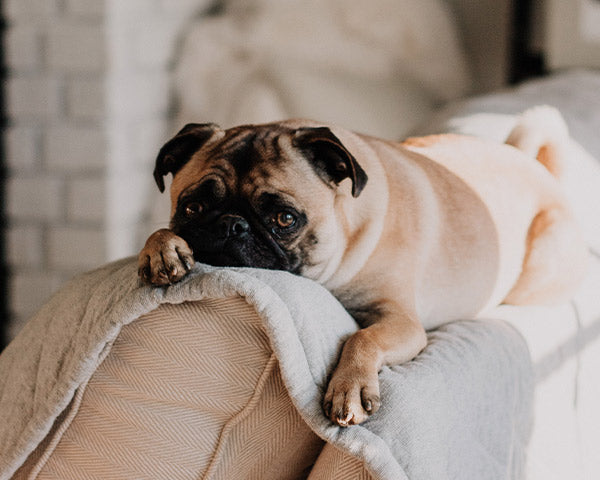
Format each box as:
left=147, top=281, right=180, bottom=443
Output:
left=400, top=107, right=587, bottom=310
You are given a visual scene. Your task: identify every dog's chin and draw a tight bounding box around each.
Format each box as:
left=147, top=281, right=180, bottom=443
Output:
left=194, top=251, right=249, bottom=268
left=192, top=246, right=288, bottom=270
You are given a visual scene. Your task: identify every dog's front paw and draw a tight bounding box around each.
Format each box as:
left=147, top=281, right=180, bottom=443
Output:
left=138, top=229, right=194, bottom=286
left=323, top=366, right=381, bottom=427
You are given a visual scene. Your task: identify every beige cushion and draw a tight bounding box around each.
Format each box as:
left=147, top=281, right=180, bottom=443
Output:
left=15, top=298, right=327, bottom=479
left=308, top=445, right=374, bottom=480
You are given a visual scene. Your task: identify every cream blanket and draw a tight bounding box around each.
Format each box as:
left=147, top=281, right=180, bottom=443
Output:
left=0, top=259, right=533, bottom=479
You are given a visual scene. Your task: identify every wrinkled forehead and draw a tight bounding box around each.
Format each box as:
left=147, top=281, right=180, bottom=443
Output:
left=170, top=124, right=317, bottom=200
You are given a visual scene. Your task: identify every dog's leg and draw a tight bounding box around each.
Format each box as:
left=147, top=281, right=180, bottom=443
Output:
left=504, top=208, right=588, bottom=305
left=323, top=307, right=427, bottom=427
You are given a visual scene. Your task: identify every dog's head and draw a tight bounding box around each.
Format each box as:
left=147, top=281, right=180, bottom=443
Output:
left=153, top=121, right=368, bottom=275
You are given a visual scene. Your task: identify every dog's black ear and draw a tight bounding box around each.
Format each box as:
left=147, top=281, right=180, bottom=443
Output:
left=293, top=127, right=368, bottom=197
left=153, top=123, right=221, bottom=192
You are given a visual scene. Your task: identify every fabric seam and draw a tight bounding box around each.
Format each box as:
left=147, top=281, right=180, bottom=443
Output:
left=201, top=353, right=278, bottom=480
left=25, top=343, right=114, bottom=479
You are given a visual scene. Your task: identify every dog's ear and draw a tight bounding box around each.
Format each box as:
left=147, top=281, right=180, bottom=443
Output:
left=153, top=123, right=221, bottom=192
left=293, top=127, right=368, bottom=197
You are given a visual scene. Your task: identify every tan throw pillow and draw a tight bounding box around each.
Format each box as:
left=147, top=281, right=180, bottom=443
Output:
left=15, top=298, right=324, bottom=479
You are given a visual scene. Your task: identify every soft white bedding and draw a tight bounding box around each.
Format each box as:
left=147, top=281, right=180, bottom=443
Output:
left=416, top=71, right=600, bottom=478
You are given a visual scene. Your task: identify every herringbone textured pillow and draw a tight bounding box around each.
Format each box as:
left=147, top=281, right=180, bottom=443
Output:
left=15, top=298, right=325, bottom=479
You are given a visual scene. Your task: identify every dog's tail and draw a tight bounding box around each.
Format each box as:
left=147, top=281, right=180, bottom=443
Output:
left=505, top=105, right=570, bottom=179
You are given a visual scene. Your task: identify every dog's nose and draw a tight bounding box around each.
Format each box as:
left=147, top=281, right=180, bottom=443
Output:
left=217, top=214, right=250, bottom=238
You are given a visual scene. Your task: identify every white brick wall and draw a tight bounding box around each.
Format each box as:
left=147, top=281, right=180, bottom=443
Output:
left=45, top=126, right=107, bottom=171
left=4, top=0, right=107, bottom=335
left=67, top=178, right=106, bottom=223
left=3, top=0, right=211, bottom=338
left=47, top=22, right=106, bottom=72
left=5, top=126, right=40, bottom=170
left=5, top=0, right=58, bottom=19
left=64, top=0, right=105, bottom=20
left=5, top=25, right=41, bottom=71
left=8, top=271, right=65, bottom=337
left=47, top=226, right=107, bottom=269
left=7, top=177, right=64, bottom=221
left=66, top=79, right=105, bottom=120
left=6, top=76, right=62, bottom=119
left=7, top=226, right=44, bottom=268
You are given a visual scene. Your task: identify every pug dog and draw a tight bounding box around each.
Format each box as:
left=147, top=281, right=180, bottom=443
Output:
left=138, top=106, right=587, bottom=427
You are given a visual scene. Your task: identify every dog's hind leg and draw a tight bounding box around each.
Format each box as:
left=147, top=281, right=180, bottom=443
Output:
left=504, top=207, right=588, bottom=305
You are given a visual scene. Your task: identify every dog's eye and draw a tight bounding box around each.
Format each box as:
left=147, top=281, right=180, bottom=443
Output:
left=184, top=202, right=203, bottom=217
left=275, top=211, right=296, bottom=228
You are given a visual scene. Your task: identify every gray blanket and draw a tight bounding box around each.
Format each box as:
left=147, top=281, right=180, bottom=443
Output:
left=0, top=258, right=533, bottom=479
